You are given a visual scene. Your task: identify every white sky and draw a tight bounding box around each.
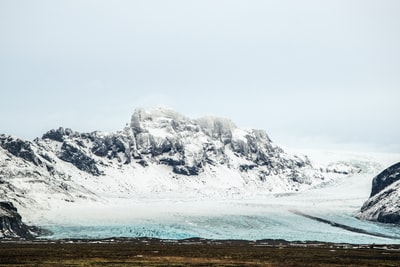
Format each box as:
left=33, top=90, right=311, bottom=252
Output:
left=1, top=0, right=399, bottom=152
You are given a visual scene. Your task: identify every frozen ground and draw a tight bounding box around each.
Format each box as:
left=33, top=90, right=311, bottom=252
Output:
left=37, top=150, right=400, bottom=244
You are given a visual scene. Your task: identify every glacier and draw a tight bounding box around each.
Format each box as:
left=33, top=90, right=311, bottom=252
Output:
left=39, top=150, right=400, bottom=244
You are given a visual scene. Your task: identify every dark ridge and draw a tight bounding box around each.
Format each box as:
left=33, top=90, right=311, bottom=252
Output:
left=290, top=210, right=399, bottom=240
left=0, top=202, right=42, bottom=239
left=370, top=162, right=400, bottom=197
left=58, top=142, right=102, bottom=176
left=0, top=135, right=42, bottom=166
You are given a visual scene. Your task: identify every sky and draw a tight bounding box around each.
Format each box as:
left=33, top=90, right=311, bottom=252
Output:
left=0, top=0, right=399, bottom=152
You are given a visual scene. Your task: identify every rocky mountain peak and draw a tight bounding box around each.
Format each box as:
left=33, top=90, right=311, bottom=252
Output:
left=196, top=116, right=237, bottom=141
left=34, top=108, right=321, bottom=182
left=130, top=107, right=190, bottom=134
left=130, top=107, right=241, bottom=139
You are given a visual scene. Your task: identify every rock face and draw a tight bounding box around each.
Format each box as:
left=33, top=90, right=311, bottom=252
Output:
left=0, top=107, right=344, bottom=219
left=0, top=202, right=40, bottom=239
left=0, top=135, right=43, bottom=166
left=359, top=162, right=400, bottom=224
left=126, top=109, right=314, bottom=183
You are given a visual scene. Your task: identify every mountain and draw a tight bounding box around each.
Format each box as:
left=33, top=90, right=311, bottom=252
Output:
left=0, top=202, right=41, bottom=239
left=359, top=162, right=400, bottom=224
left=1, top=107, right=348, bottom=220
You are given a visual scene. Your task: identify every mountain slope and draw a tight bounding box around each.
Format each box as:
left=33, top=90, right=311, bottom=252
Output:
left=359, top=162, right=400, bottom=224
left=1, top=107, right=344, bottom=220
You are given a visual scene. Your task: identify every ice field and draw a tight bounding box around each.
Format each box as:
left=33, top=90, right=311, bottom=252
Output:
left=39, top=150, right=400, bottom=244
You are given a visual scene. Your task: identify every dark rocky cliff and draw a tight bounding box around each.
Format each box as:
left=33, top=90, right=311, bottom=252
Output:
left=0, top=202, right=41, bottom=239
left=359, top=162, right=400, bottom=224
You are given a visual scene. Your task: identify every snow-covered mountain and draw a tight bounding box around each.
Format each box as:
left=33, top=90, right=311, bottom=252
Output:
left=0, top=108, right=334, bottom=213
left=359, top=162, right=400, bottom=224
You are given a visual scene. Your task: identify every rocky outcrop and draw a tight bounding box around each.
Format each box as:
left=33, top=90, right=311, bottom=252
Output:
left=0, top=202, right=40, bottom=239
left=0, top=135, right=42, bottom=166
left=359, top=162, right=400, bottom=224
left=42, top=127, right=73, bottom=142
left=92, top=134, right=134, bottom=164
left=58, top=142, right=102, bottom=176
left=370, top=162, right=400, bottom=197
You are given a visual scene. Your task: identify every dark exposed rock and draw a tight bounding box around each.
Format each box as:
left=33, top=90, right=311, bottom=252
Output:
left=58, top=142, right=102, bottom=176
left=159, top=157, right=185, bottom=166
left=92, top=141, right=109, bottom=157
left=370, top=162, right=400, bottom=197
left=377, top=212, right=400, bottom=224
left=134, top=133, right=178, bottom=157
left=173, top=165, right=201, bottom=176
left=0, top=202, right=41, bottom=239
left=42, top=127, right=74, bottom=142
left=137, top=159, right=148, bottom=167
left=92, top=135, right=132, bottom=164
left=152, top=140, right=174, bottom=156
left=360, top=162, right=400, bottom=224
left=0, top=135, right=42, bottom=166
left=239, top=164, right=257, bottom=172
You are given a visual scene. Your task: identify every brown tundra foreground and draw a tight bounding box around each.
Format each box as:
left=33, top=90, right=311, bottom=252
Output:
left=1, top=238, right=400, bottom=267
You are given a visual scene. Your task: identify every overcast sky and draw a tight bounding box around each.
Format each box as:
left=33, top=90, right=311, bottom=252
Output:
left=1, top=0, right=399, bottom=152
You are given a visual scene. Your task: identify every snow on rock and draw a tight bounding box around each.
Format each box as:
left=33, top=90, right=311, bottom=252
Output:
left=0, top=107, right=352, bottom=222
left=359, top=162, right=400, bottom=224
